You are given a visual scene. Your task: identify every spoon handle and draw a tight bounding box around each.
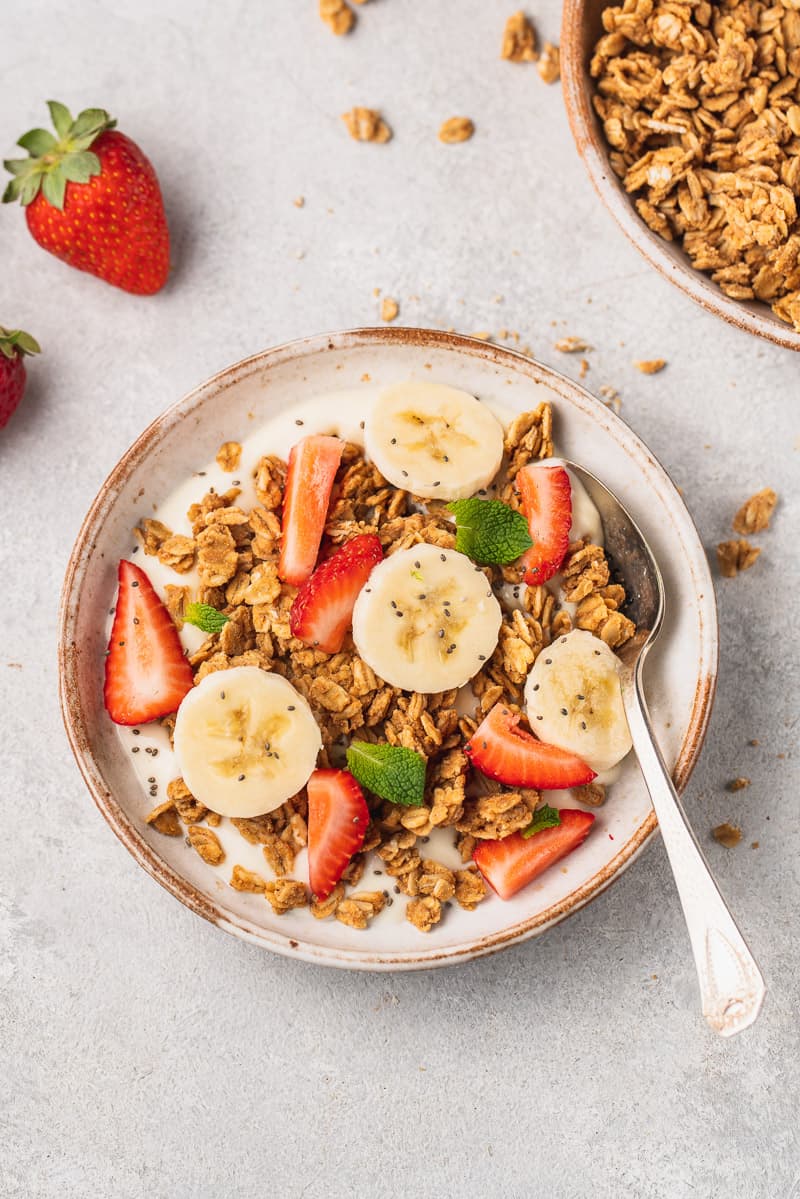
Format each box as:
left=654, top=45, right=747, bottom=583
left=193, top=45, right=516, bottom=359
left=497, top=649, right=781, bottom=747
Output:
left=623, top=669, right=766, bottom=1037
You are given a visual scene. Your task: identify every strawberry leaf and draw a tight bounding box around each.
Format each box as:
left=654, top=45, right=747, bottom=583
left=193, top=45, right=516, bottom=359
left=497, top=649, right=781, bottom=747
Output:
left=448, top=497, right=533, bottom=565
left=0, top=328, right=41, bottom=358
left=47, top=101, right=73, bottom=138
left=17, top=128, right=57, bottom=156
left=521, top=803, right=561, bottom=838
left=63, top=151, right=101, bottom=185
left=346, top=741, right=426, bottom=807
left=41, top=168, right=66, bottom=210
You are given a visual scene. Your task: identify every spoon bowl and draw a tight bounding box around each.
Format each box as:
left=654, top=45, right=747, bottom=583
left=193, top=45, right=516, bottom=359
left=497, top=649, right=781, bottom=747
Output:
left=567, top=460, right=766, bottom=1037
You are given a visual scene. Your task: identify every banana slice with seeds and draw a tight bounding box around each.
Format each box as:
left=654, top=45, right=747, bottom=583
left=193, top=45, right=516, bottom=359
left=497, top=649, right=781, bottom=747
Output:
left=173, top=667, right=321, bottom=817
left=524, top=629, right=631, bottom=773
left=352, top=544, right=502, bottom=693
left=364, top=381, right=504, bottom=499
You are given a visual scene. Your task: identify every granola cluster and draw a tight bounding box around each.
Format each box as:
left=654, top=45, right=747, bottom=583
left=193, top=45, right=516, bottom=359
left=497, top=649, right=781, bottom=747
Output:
left=591, top=0, right=800, bottom=330
left=140, top=404, right=635, bottom=933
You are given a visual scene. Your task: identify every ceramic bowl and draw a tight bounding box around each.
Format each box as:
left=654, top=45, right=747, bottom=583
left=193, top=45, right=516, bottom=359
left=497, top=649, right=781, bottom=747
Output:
left=560, top=0, right=800, bottom=353
left=59, top=328, right=718, bottom=970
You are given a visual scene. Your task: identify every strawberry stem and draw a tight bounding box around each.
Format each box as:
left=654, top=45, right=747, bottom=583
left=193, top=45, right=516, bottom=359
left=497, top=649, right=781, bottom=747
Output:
left=0, top=327, right=41, bottom=360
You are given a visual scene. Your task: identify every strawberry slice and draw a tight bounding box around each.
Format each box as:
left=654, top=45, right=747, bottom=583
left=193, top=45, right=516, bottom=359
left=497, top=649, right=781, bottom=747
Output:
left=517, top=463, right=572, bottom=584
left=473, top=809, right=596, bottom=900
left=464, top=703, right=596, bottom=789
left=104, top=560, right=194, bottom=725
left=307, top=769, right=370, bottom=900
left=290, top=533, right=383, bottom=653
left=278, top=435, right=345, bottom=585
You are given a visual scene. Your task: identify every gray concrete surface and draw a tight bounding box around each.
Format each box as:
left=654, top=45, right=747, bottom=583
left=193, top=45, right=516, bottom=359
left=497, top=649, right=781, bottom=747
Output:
left=1, top=2, right=798, bottom=1197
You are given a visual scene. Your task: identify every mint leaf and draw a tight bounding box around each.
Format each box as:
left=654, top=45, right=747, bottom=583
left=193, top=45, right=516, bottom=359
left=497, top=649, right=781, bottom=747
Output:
left=448, top=497, right=533, bottom=565
left=183, top=602, right=231, bottom=634
left=522, top=804, right=561, bottom=839
left=346, top=741, right=426, bottom=807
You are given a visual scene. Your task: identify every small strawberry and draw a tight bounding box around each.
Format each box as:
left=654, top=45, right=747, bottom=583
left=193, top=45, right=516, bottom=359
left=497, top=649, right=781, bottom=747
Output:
left=307, top=769, right=370, bottom=899
left=464, top=703, right=596, bottom=790
left=3, top=102, right=169, bottom=295
left=278, top=435, right=345, bottom=585
left=104, top=560, right=194, bottom=725
left=473, top=809, right=595, bottom=900
left=517, top=463, right=572, bottom=584
left=0, top=327, right=40, bottom=429
left=290, top=533, right=383, bottom=653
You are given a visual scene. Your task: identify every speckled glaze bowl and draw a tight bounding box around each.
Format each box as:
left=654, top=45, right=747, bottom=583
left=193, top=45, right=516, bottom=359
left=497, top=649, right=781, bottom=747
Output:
left=59, top=328, right=718, bottom=970
left=561, top=0, right=800, bottom=352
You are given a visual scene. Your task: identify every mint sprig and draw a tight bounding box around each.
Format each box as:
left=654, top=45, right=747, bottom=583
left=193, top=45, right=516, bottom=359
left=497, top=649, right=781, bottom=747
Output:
left=448, top=497, right=533, bottom=565
left=521, top=803, right=561, bottom=839
left=183, top=602, right=231, bottom=634
left=346, top=741, right=426, bottom=807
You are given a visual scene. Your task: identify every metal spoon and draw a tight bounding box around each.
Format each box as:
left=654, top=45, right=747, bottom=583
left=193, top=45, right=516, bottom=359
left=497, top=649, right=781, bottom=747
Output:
left=565, top=461, right=766, bottom=1037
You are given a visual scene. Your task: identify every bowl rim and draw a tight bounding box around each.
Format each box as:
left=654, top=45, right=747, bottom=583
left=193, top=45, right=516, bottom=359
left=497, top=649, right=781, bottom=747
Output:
left=58, top=326, right=719, bottom=970
left=559, top=0, right=800, bottom=353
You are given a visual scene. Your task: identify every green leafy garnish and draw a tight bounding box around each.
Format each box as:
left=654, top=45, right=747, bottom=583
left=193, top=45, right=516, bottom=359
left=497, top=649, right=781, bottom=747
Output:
left=346, top=741, right=426, bottom=807
left=183, top=602, right=231, bottom=634
left=448, top=497, right=533, bottom=565
left=521, top=803, right=561, bottom=839
left=0, top=327, right=40, bottom=360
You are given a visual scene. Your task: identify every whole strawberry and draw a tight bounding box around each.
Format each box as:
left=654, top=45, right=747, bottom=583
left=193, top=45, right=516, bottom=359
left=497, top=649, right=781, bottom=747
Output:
left=3, top=102, right=170, bottom=295
left=0, top=327, right=40, bottom=429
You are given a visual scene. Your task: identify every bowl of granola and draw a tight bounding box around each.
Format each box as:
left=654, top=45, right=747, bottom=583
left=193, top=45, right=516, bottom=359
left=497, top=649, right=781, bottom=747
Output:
left=59, top=328, right=717, bottom=970
left=561, top=0, right=800, bottom=351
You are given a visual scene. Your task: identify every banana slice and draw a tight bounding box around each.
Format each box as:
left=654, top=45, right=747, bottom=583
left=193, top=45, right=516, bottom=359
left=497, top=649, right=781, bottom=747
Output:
left=173, top=667, right=321, bottom=817
left=364, top=381, right=504, bottom=499
left=524, top=629, right=631, bottom=773
left=352, top=544, right=502, bottom=693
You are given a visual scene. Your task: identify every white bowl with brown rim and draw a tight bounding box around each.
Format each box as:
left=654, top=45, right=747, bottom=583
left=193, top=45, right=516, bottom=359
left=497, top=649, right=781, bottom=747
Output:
left=58, top=328, right=718, bottom=970
left=561, top=0, right=800, bottom=353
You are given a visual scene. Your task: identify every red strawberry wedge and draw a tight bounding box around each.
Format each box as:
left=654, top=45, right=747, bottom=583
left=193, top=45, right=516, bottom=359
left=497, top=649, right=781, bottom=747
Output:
left=290, top=533, right=383, bottom=653
left=517, top=463, right=572, bottom=585
left=278, top=435, right=345, bottom=585
left=473, top=809, right=596, bottom=900
left=104, top=560, right=194, bottom=725
left=465, top=703, right=596, bottom=789
left=307, top=769, right=370, bottom=900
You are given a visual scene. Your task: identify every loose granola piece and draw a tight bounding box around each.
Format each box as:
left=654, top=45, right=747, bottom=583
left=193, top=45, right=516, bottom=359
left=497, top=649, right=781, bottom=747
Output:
left=455, top=788, right=538, bottom=840
left=145, top=800, right=181, bottom=837
left=187, top=825, right=226, bottom=865
left=454, top=867, right=487, bottom=911
left=342, top=107, right=392, bottom=144
left=501, top=11, right=538, bottom=62
left=732, top=489, right=778, bottom=536
left=406, top=895, right=442, bottom=932
left=634, top=359, right=666, bottom=374
left=575, top=590, right=635, bottom=649
left=264, top=878, right=308, bottom=914
left=310, top=881, right=345, bottom=919
left=156, top=534, right=196, bottom=573
left=335, top=890, right=386, bottom=929
left=262, top=833, right=296, bottom=877
left=554, top=336, right=590, bottom=353
left=727, top=777, right=751, bottom=793
left=381, top=296, right=399, bottom=322
left=712, top=822, right=742, bottom=849
left=230, top=865, right=267, bottom=893
left=417, top=859, right=456, bottom=902
left=560, top=540, right=610, bottom=603
left=439, top=117, right=475, bottom=144
left=196, top=523, right=239, bottom=587
left=320, top=0, right=355, bottom=35
left=574, top=782, right=607, bottom=807
left=538, top=42, right=560, bottom=84
left=167, top=776, right=208, bottom=825
left=504, top=403, right=554, bottom=480
left=163, top=584, right=190, bottom=628
left=253, top=455, right=286, bottom=511
left=134, top=518, right=172, bottom=556
left=716, top=539, right=761, bottom=578
left=216, top=441, right=242, bottom=472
